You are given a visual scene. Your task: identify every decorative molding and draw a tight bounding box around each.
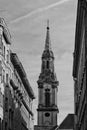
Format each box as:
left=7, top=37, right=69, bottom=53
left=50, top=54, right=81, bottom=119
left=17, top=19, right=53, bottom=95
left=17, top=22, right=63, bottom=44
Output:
left=37, top=107, right=59, bottom=112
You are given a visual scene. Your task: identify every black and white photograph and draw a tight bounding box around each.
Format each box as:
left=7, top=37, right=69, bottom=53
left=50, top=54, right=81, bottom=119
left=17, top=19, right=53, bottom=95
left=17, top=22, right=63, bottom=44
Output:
left=0, top=0, right=86, bottom=130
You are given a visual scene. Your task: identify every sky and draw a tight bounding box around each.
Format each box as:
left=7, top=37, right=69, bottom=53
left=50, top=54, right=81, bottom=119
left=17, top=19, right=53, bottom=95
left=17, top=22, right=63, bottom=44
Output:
left=0, top=0, right=77, bottom=125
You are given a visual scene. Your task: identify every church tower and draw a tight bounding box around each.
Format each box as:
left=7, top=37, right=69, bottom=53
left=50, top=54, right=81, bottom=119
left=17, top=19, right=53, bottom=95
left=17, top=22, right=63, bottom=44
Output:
left=37, top=21, right=59, bottom=130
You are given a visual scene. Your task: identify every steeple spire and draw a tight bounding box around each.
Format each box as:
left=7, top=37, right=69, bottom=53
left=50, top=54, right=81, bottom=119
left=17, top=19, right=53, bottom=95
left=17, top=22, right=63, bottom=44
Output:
left=45, top=20, right=51, bottom=50
left=37, top=21, right=59, bottom=129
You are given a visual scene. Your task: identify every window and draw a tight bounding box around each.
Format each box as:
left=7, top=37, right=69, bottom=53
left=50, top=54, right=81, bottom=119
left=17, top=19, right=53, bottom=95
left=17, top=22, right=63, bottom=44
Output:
left=5, top=97, right=8, bottom=112
left=0, top=36, right=3, bottom=54
left=0, top=61, right=2, bottom=83
left=5, top=122, right=7, bottom=130
left=9, top=109, right=14, bottom=129
left=4, top=46, right=5, bottom=59
left=11, top=111, right=14, bottom=128
left=0, top=74, right=2, bottom=83
left=0, top=91, right=3, bottom=107
left=3, top=70, right=5, bottom=83
left=6, top=74, right=8, bottom=84
left=45, top=89, right=50, bottom=107
left=7, top=50, right=9, bottom=63
left=9, top=109, right=11, bottom=127
left=42, top=60, right=45, bottom=70
left=47, top=61, right=49, bottom=69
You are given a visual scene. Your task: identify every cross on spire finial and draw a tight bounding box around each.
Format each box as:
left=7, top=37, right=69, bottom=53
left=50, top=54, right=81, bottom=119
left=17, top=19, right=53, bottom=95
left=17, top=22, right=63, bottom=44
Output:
left=45, top=20, right=51, bottom=50
left=47, top=19, right=49, bottom=29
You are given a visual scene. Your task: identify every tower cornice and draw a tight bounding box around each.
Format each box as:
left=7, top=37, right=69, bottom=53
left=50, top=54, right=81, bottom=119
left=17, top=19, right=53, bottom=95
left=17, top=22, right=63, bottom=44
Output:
left=37, top=107, right=59, bottom=112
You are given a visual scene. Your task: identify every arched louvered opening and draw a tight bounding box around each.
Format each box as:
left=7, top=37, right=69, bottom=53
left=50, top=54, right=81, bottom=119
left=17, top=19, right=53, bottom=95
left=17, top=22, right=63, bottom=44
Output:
left=45, top=89, right=50, bottom=107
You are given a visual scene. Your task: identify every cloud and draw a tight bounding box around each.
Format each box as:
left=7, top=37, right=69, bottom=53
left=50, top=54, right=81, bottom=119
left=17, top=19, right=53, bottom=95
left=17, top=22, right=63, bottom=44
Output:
left=10, top=0, right=72, bottom=23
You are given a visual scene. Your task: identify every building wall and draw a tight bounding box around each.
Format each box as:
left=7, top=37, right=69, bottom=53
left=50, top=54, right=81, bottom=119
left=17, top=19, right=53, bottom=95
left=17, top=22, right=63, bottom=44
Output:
left=0, top=18, right=35, bottom=130
left=0, top=18, right=12, bottom=130
left=73, top=0, right=87, bottom=130
left=9, top=54, right=35, bottom=130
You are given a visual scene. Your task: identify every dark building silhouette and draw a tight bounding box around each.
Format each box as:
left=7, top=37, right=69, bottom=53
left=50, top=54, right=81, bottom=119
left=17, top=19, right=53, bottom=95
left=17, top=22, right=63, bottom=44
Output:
left=58, top=114, right=74, bottom=130
left=73, top=0, right=87, bottom=130
left=34, top=22, right=59, bottom=130
left=0, top=18, right=35, bottom=130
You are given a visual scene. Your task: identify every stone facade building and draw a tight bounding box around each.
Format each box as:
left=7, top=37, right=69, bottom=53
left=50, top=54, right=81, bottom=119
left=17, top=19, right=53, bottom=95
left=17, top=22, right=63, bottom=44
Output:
left=10, top=53, right=35, bottom=130
left=34, top=22, right=59, bottom=130
left=0, top=18, right=12, bottom=130
left=0, top=18, right=35, bottom=130
left=73, top=0, right=87, bottom=130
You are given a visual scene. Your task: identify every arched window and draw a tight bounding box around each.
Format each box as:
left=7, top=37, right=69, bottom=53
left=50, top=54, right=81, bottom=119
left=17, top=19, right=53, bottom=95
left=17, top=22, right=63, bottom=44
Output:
left=47, top=60, right=49, bottom=69
left=45, top=89, right=50, bottom=107
left=42, top=60, right=45, bottom=70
